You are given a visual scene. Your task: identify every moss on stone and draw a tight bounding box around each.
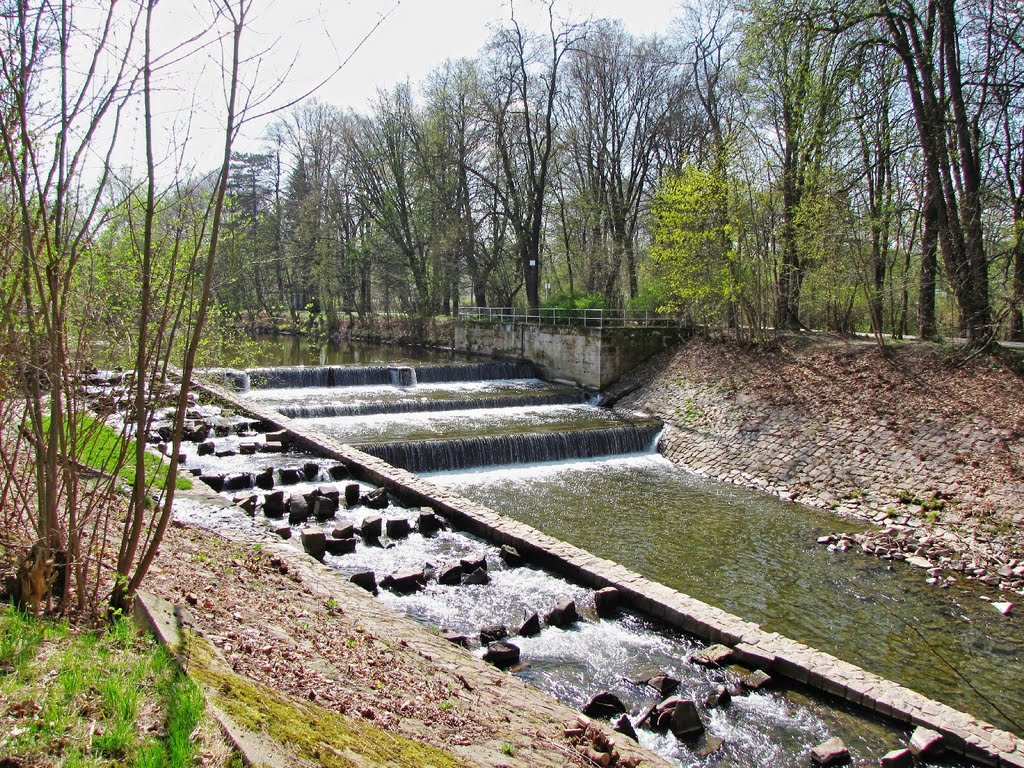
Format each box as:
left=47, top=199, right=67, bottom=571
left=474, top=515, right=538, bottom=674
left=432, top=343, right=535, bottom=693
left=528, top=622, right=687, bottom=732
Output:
left=182, top=632, right=468, bottom=768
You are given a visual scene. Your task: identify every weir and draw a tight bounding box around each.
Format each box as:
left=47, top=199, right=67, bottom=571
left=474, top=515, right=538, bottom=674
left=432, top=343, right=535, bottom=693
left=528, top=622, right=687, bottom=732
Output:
left=242, top=360, right=538, bottom=390
left=357, top=422, right=662, bottom=473
left=180, top=361, right=1024, bottom=767
left=275, top=389, right=591, bottom=418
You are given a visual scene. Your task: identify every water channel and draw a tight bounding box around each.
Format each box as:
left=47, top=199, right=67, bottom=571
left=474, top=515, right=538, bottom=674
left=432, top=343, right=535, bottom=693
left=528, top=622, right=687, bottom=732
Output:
left=186, top=340, right=1023, bottom=766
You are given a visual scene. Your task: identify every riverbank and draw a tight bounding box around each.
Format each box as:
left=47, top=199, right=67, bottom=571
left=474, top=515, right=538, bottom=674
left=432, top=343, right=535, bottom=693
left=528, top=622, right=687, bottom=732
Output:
left=616, top=335, right=1024, bottom=598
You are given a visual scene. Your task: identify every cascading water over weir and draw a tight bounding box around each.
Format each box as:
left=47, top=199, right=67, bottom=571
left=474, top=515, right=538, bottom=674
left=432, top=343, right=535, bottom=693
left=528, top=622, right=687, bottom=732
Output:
left=170, top=355, right=1024, bottom=768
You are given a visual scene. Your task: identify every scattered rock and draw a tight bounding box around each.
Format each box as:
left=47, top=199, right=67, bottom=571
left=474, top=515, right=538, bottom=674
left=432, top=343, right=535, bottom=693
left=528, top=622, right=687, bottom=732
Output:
left=239, top=441, right=259, bottom=455
left=324, top=537, right=357, bottom=556
left=264, top=429, right=289, bottom=445
left=327, top=463, right=348, bottom=480
left=417, top=509, right=442, bottom=534
left=385, top=517, right=412, bottom=539
left=223, top=472, right=254, bottom=492
left=254, top=467, right=274, bottom=490
left=332, top=522, right=355, bottom=539
left=197, top=440, right=215, bottom=456
left=215, top=447, right=237, bottom=458
left=460, top=555, right=487, bottom=572
left=593, top=586, right=620, bottom=617
left=300, top=529, right=326, bottom=561
left=647, top=674, right=680, bottom=697
left=908, top=726, right=944, bottom=758
left=544, top=598, right=578, bottom=628
left=479, top=624, right=509, bottom=644
left=349, top=570, right=377, bottom=594
left=880, top=748, right=913, bottom=768
left=344, top=483, right=361, bottom=507
left=703, top=684, right=731, bottom=709
left=499, top=544, right=523, bottom=566
left=361, top=488, right=389, bottom=509
left=462, top=568, right=490, bottom=585
left=696, top=734, right=725, bottom=757
left=381, top=568, right=425, bottom=593
left=278, top=467, right=303, bottom=485
left=235, top=494, right=258, bottom=515
left=482, top=641, right=520, bottom=668
left=288, top=494, right=310, bottom=524
left=581, top=691, right=626, bottom=719
left=667, top=698, right=704, bottom=739
left=740, top=669, right=773, bottom=690
left=303, top=462, right=321, bottom=480
left=993, top=601, right=1014, bottom=615
left=691, top=643, right=734, bottom=667
left=360, top=514, right=383, bottom=539
left=435, top=563, right=463, bottom=586
left=517, top=611, right=541, bottom=637
left=444, top=632, right=472, bottom=648
left=313, top=497, right=338, bottom=520
left=262, top=490, right=287, bottom=518
left=271, top=524, right=291, bottom=540
left=612, top=714, right=638, bottom=742
left=810, top=737, right=850, bottom=766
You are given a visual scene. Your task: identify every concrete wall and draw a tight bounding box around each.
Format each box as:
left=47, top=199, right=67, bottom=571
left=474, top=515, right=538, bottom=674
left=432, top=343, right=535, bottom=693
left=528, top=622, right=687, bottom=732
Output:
left=454, top=322, right=688, bottom=390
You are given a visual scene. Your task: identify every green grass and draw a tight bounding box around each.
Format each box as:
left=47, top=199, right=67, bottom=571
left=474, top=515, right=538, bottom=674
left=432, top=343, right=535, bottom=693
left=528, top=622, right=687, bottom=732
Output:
left=46, top=414, right=191, bottom=491
left=0, top=603, right=207, bottom=767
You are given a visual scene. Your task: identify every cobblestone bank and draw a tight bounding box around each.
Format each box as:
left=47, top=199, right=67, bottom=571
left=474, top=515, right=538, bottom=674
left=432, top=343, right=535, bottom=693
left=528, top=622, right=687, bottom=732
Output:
left=614, top=338, right=1024, bottom=598
left=192, top=375, right=1024, bottom=767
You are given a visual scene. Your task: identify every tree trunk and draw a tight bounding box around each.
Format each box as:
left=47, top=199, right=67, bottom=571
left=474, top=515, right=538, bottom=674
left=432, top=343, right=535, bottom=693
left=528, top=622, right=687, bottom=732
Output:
left=918, top=193, right=938, bottom=340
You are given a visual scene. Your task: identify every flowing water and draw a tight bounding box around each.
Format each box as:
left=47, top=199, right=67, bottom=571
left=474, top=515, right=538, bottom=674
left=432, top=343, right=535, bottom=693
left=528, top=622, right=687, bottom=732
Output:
left=181, top=346, right=1024, bottom=765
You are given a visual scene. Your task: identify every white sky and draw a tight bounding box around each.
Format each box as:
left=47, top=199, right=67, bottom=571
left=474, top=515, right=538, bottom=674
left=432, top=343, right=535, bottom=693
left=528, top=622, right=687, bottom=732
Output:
left=139, top=0, right=683, bottom=172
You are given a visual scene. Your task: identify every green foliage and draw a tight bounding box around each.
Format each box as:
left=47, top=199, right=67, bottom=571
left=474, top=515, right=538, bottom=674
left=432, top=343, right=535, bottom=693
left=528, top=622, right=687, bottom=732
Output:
left=647, top=165, right=735, bottom=321
left=542, top=291, right=608, bottom=311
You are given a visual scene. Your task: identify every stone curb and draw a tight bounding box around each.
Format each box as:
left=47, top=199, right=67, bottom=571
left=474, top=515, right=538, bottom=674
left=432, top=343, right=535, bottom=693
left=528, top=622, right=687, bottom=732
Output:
left=192, top=376, right=1024, bottom=768
left=133, top=589, right=291, bottom=768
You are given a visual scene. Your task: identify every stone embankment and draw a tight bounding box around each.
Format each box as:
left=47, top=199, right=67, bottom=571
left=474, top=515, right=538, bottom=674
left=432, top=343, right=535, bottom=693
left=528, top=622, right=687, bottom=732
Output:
left=188, top=374, right=1024, bottom=767
left=615, top=337, right=1024, bottom=598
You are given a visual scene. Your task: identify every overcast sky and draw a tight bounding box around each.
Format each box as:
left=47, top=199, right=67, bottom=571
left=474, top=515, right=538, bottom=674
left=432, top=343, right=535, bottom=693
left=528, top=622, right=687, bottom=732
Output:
left=137, top=0, right=682, bottom=173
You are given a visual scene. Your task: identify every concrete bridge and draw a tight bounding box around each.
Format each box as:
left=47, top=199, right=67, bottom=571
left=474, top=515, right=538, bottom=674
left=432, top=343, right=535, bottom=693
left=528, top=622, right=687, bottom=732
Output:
left=455, top=307, right=693, bottom=390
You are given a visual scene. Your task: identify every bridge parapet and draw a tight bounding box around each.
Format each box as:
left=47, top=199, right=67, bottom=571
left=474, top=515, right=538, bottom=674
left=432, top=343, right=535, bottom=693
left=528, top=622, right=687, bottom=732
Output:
left=458, top=306, right=689, bottom=329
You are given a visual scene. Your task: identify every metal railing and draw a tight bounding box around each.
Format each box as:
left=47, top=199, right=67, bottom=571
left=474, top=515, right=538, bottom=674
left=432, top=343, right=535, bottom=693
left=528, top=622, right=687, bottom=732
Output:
left=458, top=306, right=689, bottom=329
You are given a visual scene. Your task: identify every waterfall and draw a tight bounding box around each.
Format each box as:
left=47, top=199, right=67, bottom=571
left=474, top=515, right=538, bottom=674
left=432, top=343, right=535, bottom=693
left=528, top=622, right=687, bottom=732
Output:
left=245, top=361, right=538, bottom=389
left=358, top=422, right=662, bottom=473
left=277, top=390, right=590, bottom=419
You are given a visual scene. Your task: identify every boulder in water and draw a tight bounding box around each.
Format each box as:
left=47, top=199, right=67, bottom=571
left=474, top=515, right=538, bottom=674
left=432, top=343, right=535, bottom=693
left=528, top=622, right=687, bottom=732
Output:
left=382, top=568, right=425, bottom=593
left=279, top=467, right=303, bottom=485
left=223, top=472, right=254, bottom=492
left=313, top=497, right=338, bottom=520
left=483, top=641, right=520, bottom=668
left=417, top=509, right=442, bottom=534
left=327, top=463, right=348, bottom=480
left=436, top=563, right=462, bottom=586
left=581, top=691, right=626, bottom=719
left=349, top=570, right=377, bottom=594
left=479, top=624, right=508, bottom=644
left=263, top=490, right=287, bottom=518
left=235, top=494, right=258, bottom=515
left=544, top=598, right=578, bottom=628
left=703, top=684, right=731, bottom=709
left=361, top=487, right=389, bottom=509
left=197, top=440, right=215, bottom=456
left=517, top=612, right=541, bottom=637
left=740, top=669, right=772, bottom=691
left=317, top=483, right=340, bottom=502
left=499, top=545, right=523, bottom=567
left=201, top=473, right=225, bottom=492
left=288, top=494, right=310, bottom=524
left=324, top=537, right=357, bottom=556
left=594, top=587, right=620, bottom=617
left=300, top=529, right=326, bottom=561
left=255, top=467, right=274, bottom=490
left=810, top=737, right=850, bottom=766
left=880, top=748, right=913, bottom=768
left=332, top=522, right=355, bottom=540
left=462, top=568, right=490, bottom=585
left=691, top=644, right=734, bottom=667
left=460, top=554, right=487, bottom=572
left=360, top=514, right=383, bottom=539
left=648, top=674, right=679, bottom=697
left=303, top=462, right=321, bottom=480
left=271, top=524, right=291, bottom=540
left=667, top=699, right=704, bottom=739
left=344, top=483, right=361, bottom=507
left=385, top=517, right=412, bottom=539
left=612, top=714, right=638, bottom=742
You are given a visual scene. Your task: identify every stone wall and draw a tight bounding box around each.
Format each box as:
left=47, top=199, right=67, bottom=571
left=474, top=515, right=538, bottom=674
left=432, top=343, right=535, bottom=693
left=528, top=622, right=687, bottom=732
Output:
left=454, top=322, right=687, bottom=389
left=615, top=338, right=1024, bottom=592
